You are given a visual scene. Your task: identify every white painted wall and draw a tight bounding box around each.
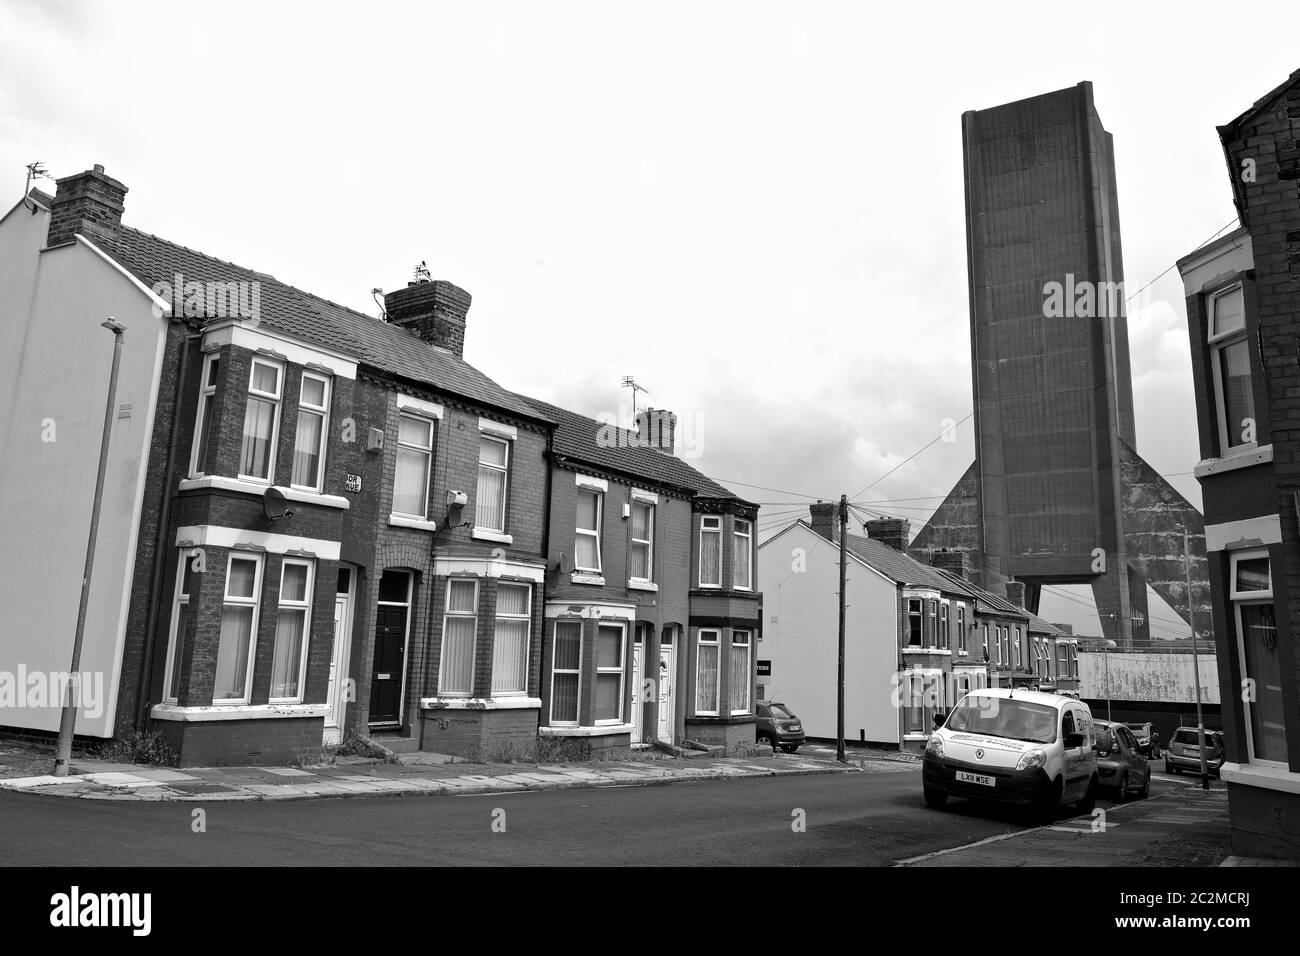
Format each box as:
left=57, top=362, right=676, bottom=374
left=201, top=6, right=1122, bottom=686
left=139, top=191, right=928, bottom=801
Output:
left=757, top=522, right=900, bottom=743
left=1079, top=651, right=1221, bottom=705
left=0, top=199, right=168, bottom=736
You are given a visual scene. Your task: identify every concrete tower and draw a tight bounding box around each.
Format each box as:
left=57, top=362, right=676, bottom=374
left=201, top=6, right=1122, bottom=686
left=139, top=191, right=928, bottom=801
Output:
left=910, top=82, right=1211, bottom=648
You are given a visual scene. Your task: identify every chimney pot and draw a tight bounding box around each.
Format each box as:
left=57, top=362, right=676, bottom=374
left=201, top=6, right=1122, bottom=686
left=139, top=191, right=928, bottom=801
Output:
left=864, top=517, right=911, bottom=552
left=635, top=406, right=677, bottom=455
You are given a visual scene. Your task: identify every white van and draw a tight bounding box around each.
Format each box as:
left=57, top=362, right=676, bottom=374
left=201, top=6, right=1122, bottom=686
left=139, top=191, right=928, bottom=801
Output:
left=922, top=687, right=1099, bottom=823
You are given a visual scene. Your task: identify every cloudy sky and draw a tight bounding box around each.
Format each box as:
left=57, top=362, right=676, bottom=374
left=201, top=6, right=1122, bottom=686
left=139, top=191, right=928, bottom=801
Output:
left=3, top=0, right=1295, bottom=635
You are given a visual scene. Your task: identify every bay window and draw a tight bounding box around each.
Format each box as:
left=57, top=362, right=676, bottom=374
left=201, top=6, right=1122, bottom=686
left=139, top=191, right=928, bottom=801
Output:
left=190, top=354, right=219, bottom=477
left=239, top=360, right=282, bottom=481
left=491, top=583, right=531, bottom=696
left=163, top=552, right=195, bottom=703
left=393, top=413, right=434, bottom=518
left=438, top=579, right=478, bottom=696
left=699, top=517, right=722, bottom=587
left=214, top=553, right=263, bottom=703
left=270, top=559, right=314, bottom=702
left=908, top=600, right=922, bottom=646
left=290, top=372, right=330, bottom=491
left=696, top=629, right=721, bottom=714
left=594, top=622, right=625, bottom=723
left=733, top=519, right=752, bottom=590
left=730, top=630, right=752, bottom=714
left=550, top=620, right=582, bottom=724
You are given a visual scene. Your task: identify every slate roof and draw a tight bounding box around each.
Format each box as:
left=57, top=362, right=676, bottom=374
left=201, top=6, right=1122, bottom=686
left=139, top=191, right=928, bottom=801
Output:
left=830, top=529, right=967, bottom=592
left=517, top=396, right=748, bottom=503
left=91, top=225, right=547, bottom=424
left=930, top=567, right=1033, bottom=622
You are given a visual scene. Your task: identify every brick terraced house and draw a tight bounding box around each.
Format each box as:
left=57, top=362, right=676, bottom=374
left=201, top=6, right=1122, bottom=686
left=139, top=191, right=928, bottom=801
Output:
left=0, top=166, right=759, bottom=765
left=1176, top=69, right=1300, bottom=858
left=520, top=399, right=762, bottom=754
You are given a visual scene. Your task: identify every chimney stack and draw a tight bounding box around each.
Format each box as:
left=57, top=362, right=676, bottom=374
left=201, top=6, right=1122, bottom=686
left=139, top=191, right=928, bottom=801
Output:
left=47, top=164, right=127, bottom=248
left=635, top=407, right=677, bottom=455
left=383, top=278, right=471, bottom=358
left=809, top=501, right=838, bottom=542
left=931, top=549, right=976, bottom=582
left=863, top=517, right=910, bottom=552
left=1004, top=581, right=1026, bottom=608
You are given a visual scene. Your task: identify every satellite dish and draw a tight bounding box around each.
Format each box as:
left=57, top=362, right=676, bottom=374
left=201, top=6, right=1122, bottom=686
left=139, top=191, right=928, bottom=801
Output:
left=264, top=487, right=293, bottom=521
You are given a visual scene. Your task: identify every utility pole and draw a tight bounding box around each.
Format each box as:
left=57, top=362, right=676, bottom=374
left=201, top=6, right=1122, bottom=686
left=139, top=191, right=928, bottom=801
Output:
left=1184, top=525, right=1209, bottom=790
left=836, top=494, right=847, bottom=763
left=54, top=318, right=126, bottom=776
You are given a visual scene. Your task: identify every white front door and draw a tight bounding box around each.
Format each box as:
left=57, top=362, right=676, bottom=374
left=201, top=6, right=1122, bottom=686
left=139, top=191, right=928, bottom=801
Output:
left=631, top=638, right=645, bottom=744
left=657, top=633, right=675, bottom=743
left=325, top=567, right=355, bottom=745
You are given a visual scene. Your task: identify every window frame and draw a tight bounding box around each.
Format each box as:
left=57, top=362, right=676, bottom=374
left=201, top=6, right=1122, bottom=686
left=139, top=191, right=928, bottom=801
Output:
left=213, top=551, right=264, bottom=705
left=237, top=358, right=284, bottom=483
left=438, top=577, right=479, bottom=697
left=956, top=605, right=966, bottom=653
left=629, top=498, right=655, bottom=583
left=908, top=599, right=923, bottom=647
left=269, top=557, right=315, bottom=704
left=1230, top=549, right=1285, bottom=767
left=189, top=353, right=220, bottom=479
left=1206, top=282, right=1255, bottom=455
left=939, top=602, right=949, bottom=650
left=490, top=582, right=532, bottom=697
left=732, top=518, right=753, bottom=591
left=392, top=411, right=435, bottom=520
left=594, top=621, right=627, bottom=725
left=475, top=433, right=510, bottom=534
left=549, top=619, right=583, bottom=726
left=289, top=371, right=331, bottom=493
left=698, top=516, right=723, bottom=588
left=574, top=486, right=604, bottom=573
left=695, top=628, right=722, bottom=715
left=162, top=551, right=194, bottom=703
left=730, top=629, right=752, bottom=715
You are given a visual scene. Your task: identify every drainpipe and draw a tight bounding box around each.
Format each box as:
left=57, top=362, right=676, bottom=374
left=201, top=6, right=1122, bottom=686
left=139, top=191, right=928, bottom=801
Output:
left=134, top=324, right=199, bottom=731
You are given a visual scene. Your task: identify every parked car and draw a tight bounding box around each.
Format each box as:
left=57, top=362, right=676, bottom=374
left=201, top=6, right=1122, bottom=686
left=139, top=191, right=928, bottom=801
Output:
left=1164, top=727, right=1224, bottom=776
left=1094, top=720, right=1150, bottom=800
left=756, top=701, right=805, bottom=753
left=1124, top=722, right=1160, bottom=758
left=923, top=688, right=1099, bottom=824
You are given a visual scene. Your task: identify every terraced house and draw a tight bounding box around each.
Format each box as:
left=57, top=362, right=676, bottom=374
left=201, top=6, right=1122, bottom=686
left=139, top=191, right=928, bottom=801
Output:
left=521, top=400, right=762, bottom=754
left=0, top=165, right=760, bottom=766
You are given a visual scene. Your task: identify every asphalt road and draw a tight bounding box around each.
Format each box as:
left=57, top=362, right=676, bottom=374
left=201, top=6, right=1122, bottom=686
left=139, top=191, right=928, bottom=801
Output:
left=0, top=767, right=1181, bottom=867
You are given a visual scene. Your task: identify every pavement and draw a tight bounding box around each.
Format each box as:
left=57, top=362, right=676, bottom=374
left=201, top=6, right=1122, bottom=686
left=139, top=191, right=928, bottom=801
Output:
left=0, top=738, right=913, bottom=803
left=898, top=779, right=1236, bottom=867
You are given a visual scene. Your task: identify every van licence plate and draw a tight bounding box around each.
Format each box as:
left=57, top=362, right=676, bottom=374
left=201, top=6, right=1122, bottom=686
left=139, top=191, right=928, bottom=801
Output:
left=956, top=770, right=995, bottom=787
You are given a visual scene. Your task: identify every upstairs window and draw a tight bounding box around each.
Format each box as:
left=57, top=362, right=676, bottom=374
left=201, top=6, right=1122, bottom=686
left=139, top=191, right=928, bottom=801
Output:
left=476, top=435, right=509, bottom=533
left=956, top=605, right=966, bottom=653
left=291, top=372, right=330, bottom=491
left=908, top=600, right=922, bottom=646
left=575, top=488, right=603, bottom=572
left=190, top=354, right=220, bottom=477
left=239, top=360, right=282, bottom=482
left=732, top=519, right=753, bottom=590
left=939, top=603, right=950, bottom=650
left=699, top=517, right=722, bottom=587
left=630, top=500, right=654, bottom=581
left=1208, top=284, right=1255, bottom=454
left=393, top=414, right=434, bottom=518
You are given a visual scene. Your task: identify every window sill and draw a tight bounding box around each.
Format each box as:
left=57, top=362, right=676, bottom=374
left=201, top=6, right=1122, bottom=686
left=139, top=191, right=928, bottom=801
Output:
left=420, top=697, right=542, bottom=711
left=539, top=723, right=633, bottom=737
left=150, top=703, right=329, bottom=722
left=179, top=476, right=350, bottom=510
left=571, top=572, right=605, bottom=586
left=1193, top=444, right=1273, bottom=479
left=389, top=514, right=438, bottom=532
left=628, top=580, right=659, bottom=592
left=471, top=528, right=513, bottom=544
left=903, top=647, right=951, bottom=655
left=1220, top=762, right=1300, bottom=794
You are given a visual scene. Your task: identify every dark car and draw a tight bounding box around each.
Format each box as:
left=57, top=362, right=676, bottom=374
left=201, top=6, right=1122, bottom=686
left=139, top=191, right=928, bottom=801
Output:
left=1124, top=722, right=1160, bottom=758
left=1165, top=727, right=1224, bottom=776
left=756, top=701, right=805, bottom=753
left=1094, top=720, right=1150, bottom=800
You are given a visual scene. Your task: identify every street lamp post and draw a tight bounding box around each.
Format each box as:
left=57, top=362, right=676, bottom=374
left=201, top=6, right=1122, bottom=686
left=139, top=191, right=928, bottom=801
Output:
left=53, top=318, right=126, bottom=777
left=1183, top=525, right=1209, bottom=790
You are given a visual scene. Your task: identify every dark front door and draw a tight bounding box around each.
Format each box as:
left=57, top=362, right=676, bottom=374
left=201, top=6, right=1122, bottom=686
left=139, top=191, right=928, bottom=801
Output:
left=370, top=605, right=407, bottom=724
